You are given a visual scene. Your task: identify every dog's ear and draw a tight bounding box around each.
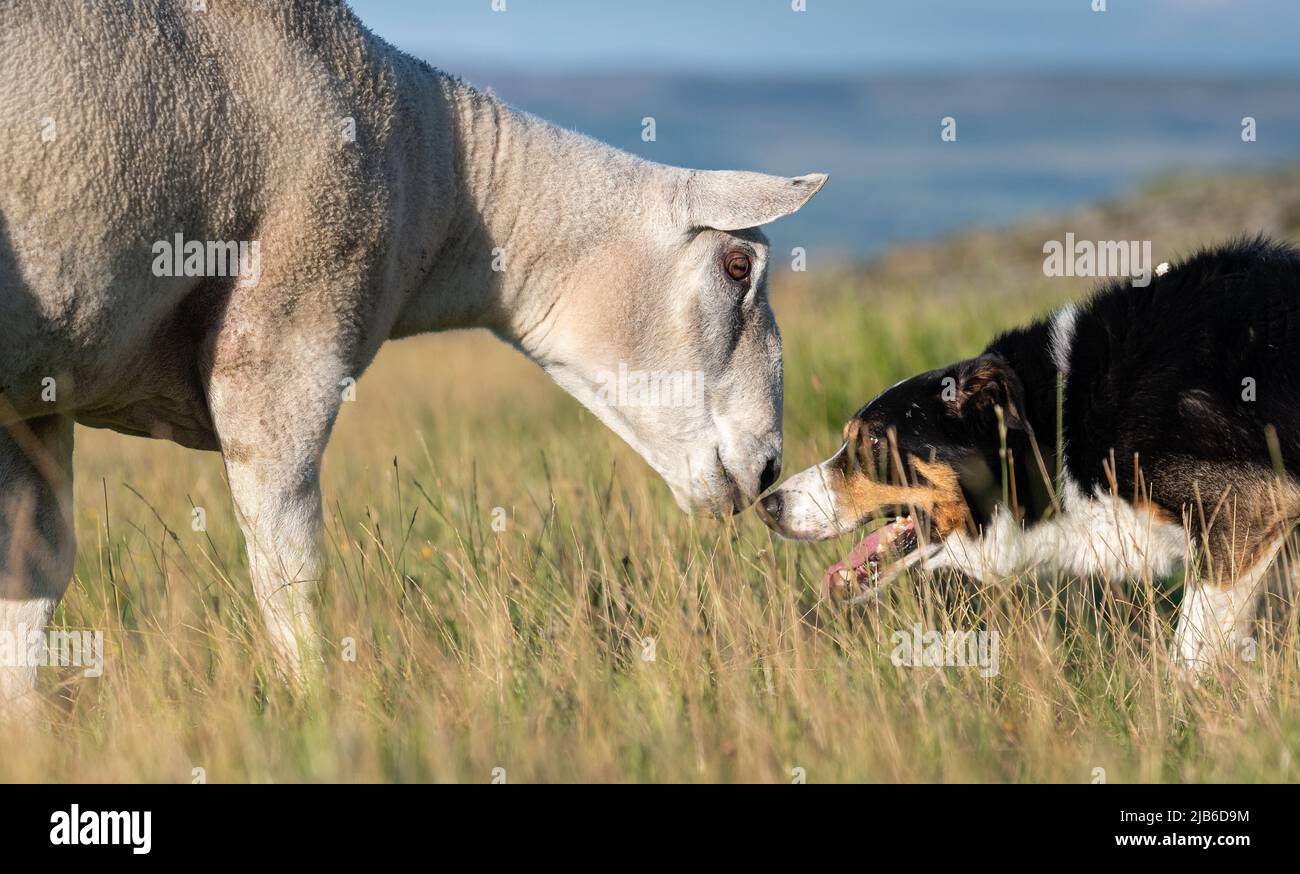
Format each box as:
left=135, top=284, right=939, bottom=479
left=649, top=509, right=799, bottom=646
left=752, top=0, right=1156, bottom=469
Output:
left=943, top=355, right=1026, bottom=431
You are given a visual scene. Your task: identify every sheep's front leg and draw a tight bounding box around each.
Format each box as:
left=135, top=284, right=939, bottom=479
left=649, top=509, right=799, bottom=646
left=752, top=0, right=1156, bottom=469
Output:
left=0, top=415, right=75, bottom=720
left=209, top=369, right=342, bottom=684
left=223, top=453, right=327, bottom=682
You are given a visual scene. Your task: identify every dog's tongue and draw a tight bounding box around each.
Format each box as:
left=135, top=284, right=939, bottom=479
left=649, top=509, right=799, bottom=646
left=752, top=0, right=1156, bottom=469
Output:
left=823, top=517, right=914, bottom=596
left=828, top=528, right=888, bottom=577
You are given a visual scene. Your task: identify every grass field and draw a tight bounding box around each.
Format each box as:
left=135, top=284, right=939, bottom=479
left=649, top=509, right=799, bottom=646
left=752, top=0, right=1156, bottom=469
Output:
left=9, top=169, right=1300, bottom=783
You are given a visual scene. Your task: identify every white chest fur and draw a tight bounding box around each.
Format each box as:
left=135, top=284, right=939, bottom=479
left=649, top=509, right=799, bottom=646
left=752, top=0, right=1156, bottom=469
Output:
left=925, top=477, right=1188, bottom=582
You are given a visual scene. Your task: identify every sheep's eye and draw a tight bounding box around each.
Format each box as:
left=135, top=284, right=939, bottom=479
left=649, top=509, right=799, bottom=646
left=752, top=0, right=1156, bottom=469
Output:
left=724, top=250, right=751, bottom=282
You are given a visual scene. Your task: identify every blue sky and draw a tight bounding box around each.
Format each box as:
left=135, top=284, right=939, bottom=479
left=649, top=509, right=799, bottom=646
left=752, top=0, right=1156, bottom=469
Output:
left=348, top=0, right=1300, bottom=75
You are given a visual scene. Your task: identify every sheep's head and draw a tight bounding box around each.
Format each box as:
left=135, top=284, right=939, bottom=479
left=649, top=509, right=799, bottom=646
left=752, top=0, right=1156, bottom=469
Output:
left=537, top=168, right=827, bottom=516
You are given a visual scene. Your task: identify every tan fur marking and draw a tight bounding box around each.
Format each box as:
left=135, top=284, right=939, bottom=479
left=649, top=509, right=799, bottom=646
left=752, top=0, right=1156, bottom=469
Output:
left=834, top=454, right=969, bottom=535
left=912, top=458, right=970, bottom=536
left=1155, top=460, right=1300, bottom=590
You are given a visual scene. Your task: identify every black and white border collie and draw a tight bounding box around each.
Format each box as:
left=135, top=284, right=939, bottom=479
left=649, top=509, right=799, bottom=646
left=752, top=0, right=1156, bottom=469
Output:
left=760, top=237, right=1300, bottom=669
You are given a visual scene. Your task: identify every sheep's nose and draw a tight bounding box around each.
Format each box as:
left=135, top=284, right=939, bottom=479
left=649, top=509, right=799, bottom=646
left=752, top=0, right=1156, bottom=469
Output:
left=760, top=490, right=784, bottom=522
left=759, top=456, right=782, bottom=495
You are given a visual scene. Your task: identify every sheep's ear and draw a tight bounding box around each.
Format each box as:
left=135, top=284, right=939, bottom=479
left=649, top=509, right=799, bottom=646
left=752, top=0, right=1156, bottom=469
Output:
left=678, top=170, right=828, bottom=231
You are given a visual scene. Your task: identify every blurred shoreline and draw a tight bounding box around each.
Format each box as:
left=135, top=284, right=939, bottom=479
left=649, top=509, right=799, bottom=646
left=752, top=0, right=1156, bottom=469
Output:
left=776, top=162, right=1300, bottom=297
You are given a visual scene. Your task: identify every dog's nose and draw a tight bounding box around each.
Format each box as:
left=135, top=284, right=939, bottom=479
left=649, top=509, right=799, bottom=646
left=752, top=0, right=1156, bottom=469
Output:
left=758, top=456, right=782, bottom=494
left=760, top=490, right=783, bottom=521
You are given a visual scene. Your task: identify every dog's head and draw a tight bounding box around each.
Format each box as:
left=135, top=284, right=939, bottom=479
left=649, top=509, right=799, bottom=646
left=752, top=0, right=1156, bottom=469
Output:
left=758, top=354, right=1027, bottom=599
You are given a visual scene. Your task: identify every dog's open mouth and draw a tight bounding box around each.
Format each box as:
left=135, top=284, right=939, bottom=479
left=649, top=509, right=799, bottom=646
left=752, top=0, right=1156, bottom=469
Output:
left=824, top=514, right=921, bottom=600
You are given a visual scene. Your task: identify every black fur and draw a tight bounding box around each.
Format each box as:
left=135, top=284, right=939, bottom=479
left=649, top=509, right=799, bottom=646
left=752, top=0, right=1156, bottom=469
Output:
left=1044, top=236, right=1300, bottom=504
left=846, top=236, right=1300, bottom=529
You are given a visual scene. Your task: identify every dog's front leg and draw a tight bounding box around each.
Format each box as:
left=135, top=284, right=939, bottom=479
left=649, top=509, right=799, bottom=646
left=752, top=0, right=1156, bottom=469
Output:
left=1174, top=533, right=1285, bottom=672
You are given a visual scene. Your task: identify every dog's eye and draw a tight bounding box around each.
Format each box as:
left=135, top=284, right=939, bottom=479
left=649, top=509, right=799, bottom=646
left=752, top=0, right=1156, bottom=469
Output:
left=724, top=250, right=751, bottom=282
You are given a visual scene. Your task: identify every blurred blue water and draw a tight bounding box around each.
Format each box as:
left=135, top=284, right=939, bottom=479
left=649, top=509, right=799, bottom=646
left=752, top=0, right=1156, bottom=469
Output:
left=453, top=71, right=1300, bottom=258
